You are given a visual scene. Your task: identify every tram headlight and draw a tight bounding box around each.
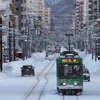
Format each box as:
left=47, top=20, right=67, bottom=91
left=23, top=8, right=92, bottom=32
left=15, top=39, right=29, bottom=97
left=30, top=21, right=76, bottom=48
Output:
left=61, top=82, right=66, bottom=86
left=74, top=82, right=79, bottom=86
left=61, top=80, right=66, bottom=86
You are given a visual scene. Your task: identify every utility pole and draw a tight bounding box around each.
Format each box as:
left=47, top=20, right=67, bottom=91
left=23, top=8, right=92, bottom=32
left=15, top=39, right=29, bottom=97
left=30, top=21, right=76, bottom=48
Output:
left=13, top=23, right=16, bottom=61
left=0, top=17, right=2, bottom=71
left=9, top=22, right=12, bottom=62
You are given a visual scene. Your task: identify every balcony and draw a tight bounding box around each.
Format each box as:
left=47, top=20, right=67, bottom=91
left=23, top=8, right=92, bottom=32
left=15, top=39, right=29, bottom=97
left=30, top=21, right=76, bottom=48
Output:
left=21, top=12, right=26, bottom=15
left=21, top=19, right=26, bottom=23
left=21, top=4, right=25, bottom=7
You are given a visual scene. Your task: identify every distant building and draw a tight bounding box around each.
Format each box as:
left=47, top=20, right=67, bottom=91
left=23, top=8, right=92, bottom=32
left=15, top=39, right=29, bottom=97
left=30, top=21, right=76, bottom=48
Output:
left=44, top=8, right=51, bottom=29
left=83, top=0, right=97, bottom=25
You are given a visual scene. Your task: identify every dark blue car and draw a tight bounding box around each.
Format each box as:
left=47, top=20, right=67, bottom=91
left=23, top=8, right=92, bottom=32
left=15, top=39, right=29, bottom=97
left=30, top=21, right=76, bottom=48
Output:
left=21, top=65, right=35, bottom=76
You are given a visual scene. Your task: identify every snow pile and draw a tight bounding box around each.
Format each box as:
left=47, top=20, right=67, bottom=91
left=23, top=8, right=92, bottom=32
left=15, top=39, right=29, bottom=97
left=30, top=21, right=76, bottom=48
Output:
left=1, top=49, right=100, bottom=77
left=32, top=51, right=46, bottom=60
left=2, top=51, right=51, bottom=76
left=0, top=72, right=8, bottom=82
left=77, top=50, right=100, bottom=76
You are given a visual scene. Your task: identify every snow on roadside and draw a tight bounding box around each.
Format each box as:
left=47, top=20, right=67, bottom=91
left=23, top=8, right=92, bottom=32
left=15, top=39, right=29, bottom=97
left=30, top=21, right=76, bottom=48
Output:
left=78, top=50, right=100, bottom=76
left=1, top=49, right=100, bottom=77
left=2, top=51, right=54, bottom=77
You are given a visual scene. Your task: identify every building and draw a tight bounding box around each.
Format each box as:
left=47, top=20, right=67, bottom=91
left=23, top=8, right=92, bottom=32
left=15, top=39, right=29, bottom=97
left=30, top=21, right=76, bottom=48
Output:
left=83, top=0, right=97, bottom=25
left=75, top=0, right=84, bottom=33
left=44, top=8, right=51, bottom=29
left=14, top=0, right=26, bottom=34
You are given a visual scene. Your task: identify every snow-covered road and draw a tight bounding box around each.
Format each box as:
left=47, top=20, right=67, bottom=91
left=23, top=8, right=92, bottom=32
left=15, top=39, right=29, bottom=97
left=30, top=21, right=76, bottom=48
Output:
left=0, top=75, right=37, bottom=100
left=0, top=65, right=100, bottom=100
left=0, top=51, right=100, bottom=100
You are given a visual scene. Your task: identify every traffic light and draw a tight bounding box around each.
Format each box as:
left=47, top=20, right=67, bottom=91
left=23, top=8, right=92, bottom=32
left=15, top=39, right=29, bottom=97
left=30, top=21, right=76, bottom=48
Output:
left=24, top=39, right=27, bottom=42
left=42, top=39, right=44, bottom=41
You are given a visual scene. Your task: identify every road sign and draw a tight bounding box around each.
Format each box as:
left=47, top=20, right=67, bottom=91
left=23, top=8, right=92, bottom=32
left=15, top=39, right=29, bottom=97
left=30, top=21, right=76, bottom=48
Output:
left=35, top=21, right=41, bottom=25
left=44, top=33, right=46, bottom=36
left=11, top=46, right=14, bottom=49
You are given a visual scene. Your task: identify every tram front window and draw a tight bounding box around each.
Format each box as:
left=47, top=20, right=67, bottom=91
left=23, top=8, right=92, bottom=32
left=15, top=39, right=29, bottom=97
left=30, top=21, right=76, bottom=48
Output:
left=59, top=64, right=81, bottom=78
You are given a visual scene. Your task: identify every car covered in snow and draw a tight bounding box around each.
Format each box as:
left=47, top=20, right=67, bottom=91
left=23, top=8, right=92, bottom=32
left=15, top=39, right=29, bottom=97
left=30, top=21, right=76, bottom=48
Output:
left=21, top=65, right=35, bottom=76
left=83, top=68, right=90, bottom=82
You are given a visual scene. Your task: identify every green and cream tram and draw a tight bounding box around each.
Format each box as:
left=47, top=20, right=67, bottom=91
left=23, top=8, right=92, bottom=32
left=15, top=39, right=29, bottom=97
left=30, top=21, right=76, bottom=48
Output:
left=56, top=51, right=83, bottom=95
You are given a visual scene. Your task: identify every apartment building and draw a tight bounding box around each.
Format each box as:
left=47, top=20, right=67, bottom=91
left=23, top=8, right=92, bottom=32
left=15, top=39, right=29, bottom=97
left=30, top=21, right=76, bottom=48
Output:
left=44, top=8, right=51, bottom=29
left=75, top=0, right=84, bottom=33
left=0, top=0, right=16, bottom=33
left=74, top=0, right=98, bottom=33
left=32, top=0, right=51, bottom=28
left=26, top=0, right=34, bottom=15
left=14, top=0, right=26, bottom=34
left=83, top=0, right=97, bottom=25
left=0, top=0, right=20, bottom=62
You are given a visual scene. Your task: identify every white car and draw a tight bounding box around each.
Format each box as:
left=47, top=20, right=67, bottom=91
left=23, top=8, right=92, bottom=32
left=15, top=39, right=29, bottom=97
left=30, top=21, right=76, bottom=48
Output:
left=83, top=68, right=90, bottom=82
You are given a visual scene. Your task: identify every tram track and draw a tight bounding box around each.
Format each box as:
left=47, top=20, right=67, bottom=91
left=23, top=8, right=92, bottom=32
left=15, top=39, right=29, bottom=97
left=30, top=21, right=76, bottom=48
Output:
left=23, top=53, right=59, bottom=100
left=63, top=94, right=79, bottom=100
left=38, top=59, right=56, bottom=100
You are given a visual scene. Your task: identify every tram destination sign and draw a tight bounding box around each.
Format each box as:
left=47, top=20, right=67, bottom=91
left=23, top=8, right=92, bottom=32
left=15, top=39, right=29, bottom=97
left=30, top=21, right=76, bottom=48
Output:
left=62, top=59, right=77, bottom=63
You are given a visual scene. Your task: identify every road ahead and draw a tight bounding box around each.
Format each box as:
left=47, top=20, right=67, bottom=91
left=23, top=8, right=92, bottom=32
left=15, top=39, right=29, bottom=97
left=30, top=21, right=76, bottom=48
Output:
left=0, top=54, right=100, bottom=100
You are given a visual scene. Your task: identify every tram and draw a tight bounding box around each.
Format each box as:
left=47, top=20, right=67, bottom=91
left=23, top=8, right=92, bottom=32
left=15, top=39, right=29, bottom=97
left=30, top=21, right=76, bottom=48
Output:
left=56, top=51, right=83, bottom=95
left=55, top=45, right=61, bottom=53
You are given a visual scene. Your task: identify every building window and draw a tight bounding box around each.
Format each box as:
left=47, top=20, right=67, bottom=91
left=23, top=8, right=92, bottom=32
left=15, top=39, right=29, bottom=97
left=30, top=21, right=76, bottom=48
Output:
left=21, top=23, right=24, bottom=27
left=89, top=0, right=92, bottom=2
left=21, top=15, right=24, bottom=19
left=30, top=1, right=32, bottom=4
left=88, top=11, right=92, bottom=14
left=94, top=8, right=97, bottom=12
left=16, top=8, right=19, bottom=11
left=88, top=5, right=92, bottom=8
left=38, top=2, right=42, bottom=5
left=94, top=1, right=97, bottom=5
left=16, top=0, right=19, bottom=2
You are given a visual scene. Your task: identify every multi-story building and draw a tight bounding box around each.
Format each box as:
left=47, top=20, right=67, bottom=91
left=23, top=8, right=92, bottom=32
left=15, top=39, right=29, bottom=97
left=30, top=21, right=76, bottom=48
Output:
left=14, top=0, right=26, bottom=34
left=75, top=0, right=84, bottom=33
left=0, top=0, right=51, bottom=61
left=75, top=0, right=97, bottom=31
left=32, top=0, right=51, bottom=28
left=35, top=0, right=44, bottom=21
left=83, top=0, right=97, bottom=25
left=44, top=8, right=51, bottom=29
left=73, top=0, right=98, bottom=52
left=0, top=0, right=18, bottom=61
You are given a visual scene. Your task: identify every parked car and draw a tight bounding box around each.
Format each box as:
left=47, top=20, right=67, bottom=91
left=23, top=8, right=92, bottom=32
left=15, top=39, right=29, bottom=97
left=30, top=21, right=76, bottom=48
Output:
left=21, top=65, right=35, bottom=76
left=83, top=68, right=90, bottom=82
